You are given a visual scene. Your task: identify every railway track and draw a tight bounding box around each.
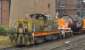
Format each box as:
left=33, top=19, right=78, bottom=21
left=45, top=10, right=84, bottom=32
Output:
left=0, top=33, right=85, bottom=50
left=0, top=32, right=81, bottom=50
left=51, top=34, right=85, bottom=50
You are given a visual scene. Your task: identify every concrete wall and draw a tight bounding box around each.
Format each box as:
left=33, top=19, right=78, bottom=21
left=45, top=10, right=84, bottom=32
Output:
left=10, top=0, right=56, bottom=27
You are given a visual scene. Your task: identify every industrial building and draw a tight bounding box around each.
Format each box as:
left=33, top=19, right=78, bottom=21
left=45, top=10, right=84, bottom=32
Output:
left=0, top=0, right=85, bottom=26
left=56, top=0, right=85, bottom=17
left=10, top=0, right=56, bottom=27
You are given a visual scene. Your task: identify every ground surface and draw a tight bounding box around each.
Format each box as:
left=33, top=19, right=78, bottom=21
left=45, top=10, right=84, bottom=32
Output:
left=0, top=34, right=85, bottom=50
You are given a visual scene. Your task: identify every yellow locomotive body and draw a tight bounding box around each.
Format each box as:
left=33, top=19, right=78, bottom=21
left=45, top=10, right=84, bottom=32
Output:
left=11, top=14, right=73, bottom=45
left=16, top=18, right=59, bottom=36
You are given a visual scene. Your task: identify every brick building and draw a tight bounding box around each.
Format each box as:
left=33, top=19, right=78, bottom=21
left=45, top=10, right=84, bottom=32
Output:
left=0, top=0, right=10, bottom=26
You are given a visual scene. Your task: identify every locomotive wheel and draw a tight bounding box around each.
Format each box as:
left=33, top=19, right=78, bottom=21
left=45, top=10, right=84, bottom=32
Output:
left=24, top=34, right=29, bottom=45
left=15, top=34, right=23, bottom=45
left=15, top=33, right=28, bottom=45
left=27, top=36, right=33, bottom=45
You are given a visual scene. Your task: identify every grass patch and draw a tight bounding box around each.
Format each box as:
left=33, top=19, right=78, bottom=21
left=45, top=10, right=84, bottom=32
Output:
left=0, top=36, right=11, bottom=45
